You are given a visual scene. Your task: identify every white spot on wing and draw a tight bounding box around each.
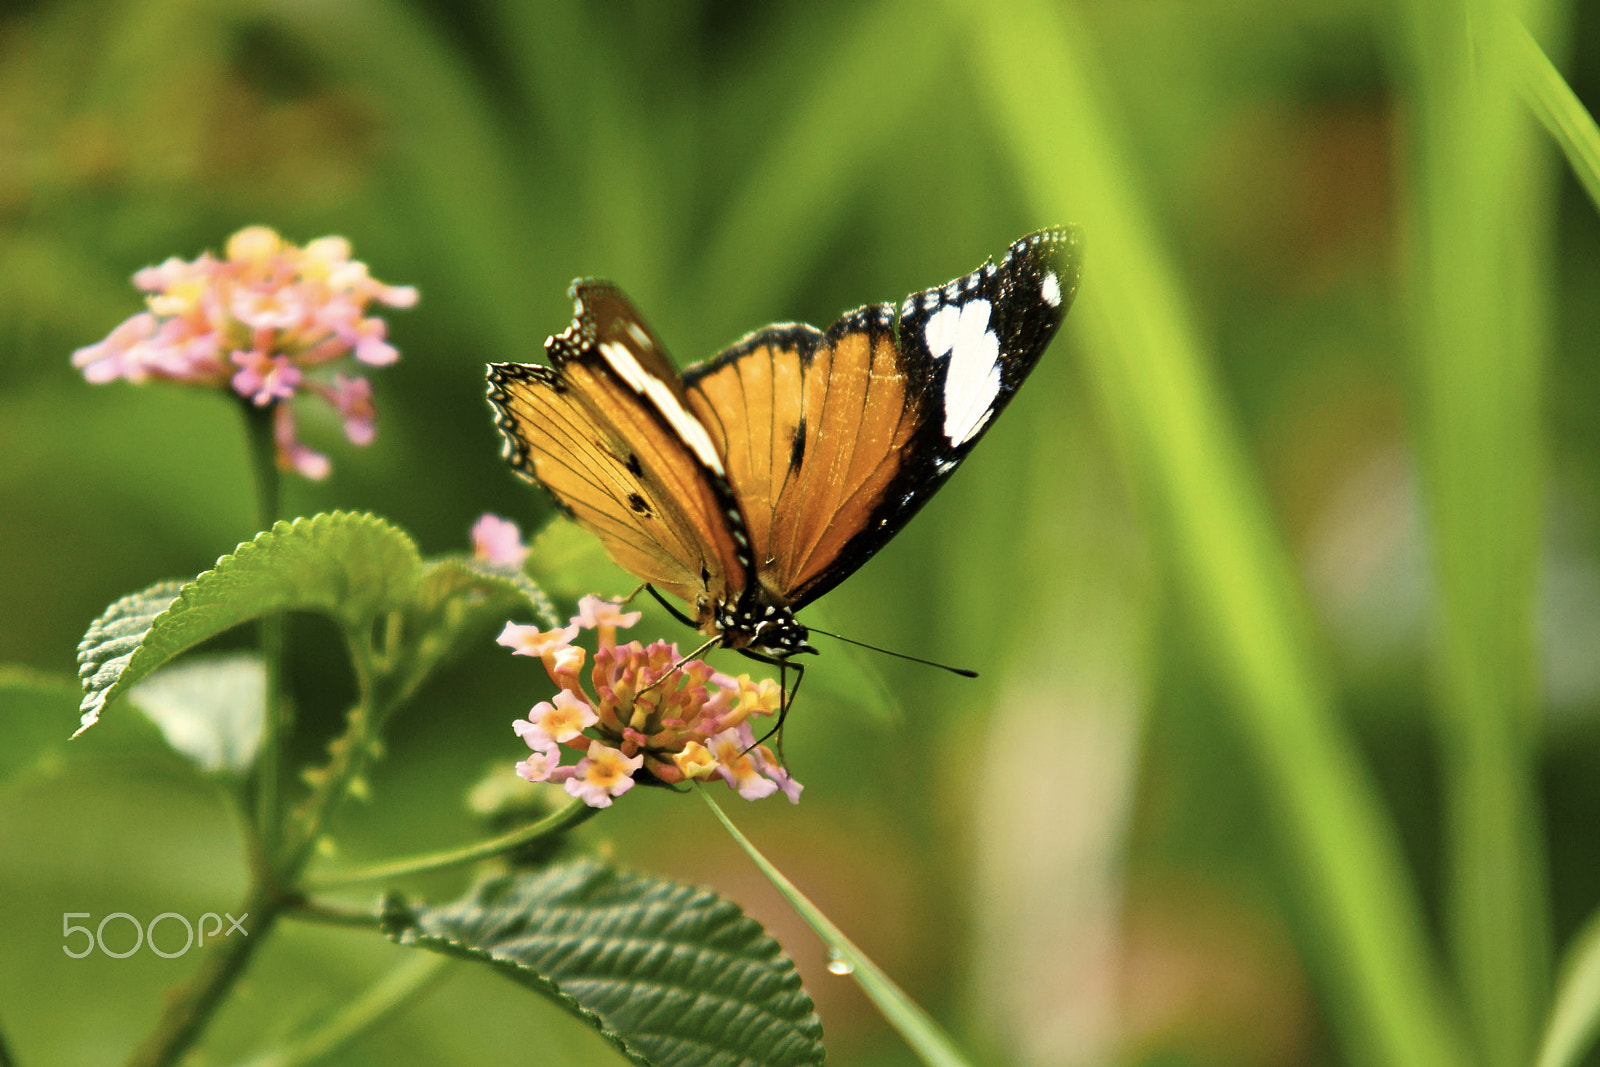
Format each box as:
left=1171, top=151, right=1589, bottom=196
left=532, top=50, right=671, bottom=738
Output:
left=924, top=299, right=1001, bottom=445
left=1042, top=271, right=1061, bottom=308
left=598, top=340, right=726, bottom=475
left=626, top=322, right=654, bottom=348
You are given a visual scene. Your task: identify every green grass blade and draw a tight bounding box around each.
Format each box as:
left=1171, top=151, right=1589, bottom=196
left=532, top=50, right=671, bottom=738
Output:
left=1397, top=3, right=1555, bottom=1064
left=1536, top=909, right=1600, bottom=1067
left=1496, top=11, right=1600, bottom=216
left=701, top=790, right=974, bottom=1067
left=954, top=2, right=1468, bottom=1066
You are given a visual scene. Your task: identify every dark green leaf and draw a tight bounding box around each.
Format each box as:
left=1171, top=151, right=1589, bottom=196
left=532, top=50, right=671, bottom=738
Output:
left=383, top=860, right=825, bottom=1067
left=75, top=513, right=422, bottom=735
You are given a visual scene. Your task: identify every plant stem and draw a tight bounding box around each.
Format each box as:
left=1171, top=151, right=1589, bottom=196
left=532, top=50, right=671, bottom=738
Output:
left=130, top=664, right=386, bottom=1067
left=304, top=798, right=599, bottom=890
left=232, top=955, right=450, bottom=1067
left=123, top=882, right=287, bottom=1067
left=243, top=403, right=288, bottom=860
left=701, top=788, right=974, bottom=1067
left=243, top=404, right=281, bottom=531
left=283, top=898, right=385, bottom=930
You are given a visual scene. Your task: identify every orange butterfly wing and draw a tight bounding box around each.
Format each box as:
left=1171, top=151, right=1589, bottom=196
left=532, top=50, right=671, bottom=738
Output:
left=684, top=313, right=922, bottom=608
left=685, top=227, right=1083, bottom=612
left=487, top=282, right=750, bottom=618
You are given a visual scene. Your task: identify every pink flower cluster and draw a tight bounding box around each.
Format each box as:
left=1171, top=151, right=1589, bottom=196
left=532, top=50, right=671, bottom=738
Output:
left=71, top=225, right=417, bottom=480
left=499, top=595, right=802, bottom=808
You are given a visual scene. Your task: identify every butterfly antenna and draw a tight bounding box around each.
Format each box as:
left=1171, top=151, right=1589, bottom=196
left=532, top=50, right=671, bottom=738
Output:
left=806, top=626, right=978, bottom=678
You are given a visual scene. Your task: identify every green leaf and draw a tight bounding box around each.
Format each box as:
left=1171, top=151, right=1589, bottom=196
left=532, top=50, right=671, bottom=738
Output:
left=418, top=555, right=561, bottom=631
left=1398, top=3, right=1553, bottom=1063
left=75, top=579, right=188, bottom=736
left=383, top=860, right=825, bottom=1067
left=126, top=651, right=265, bottom=775
left=75, top=513, right=422, bottom=736
left=1536, top=907, right=1600, bottom=1067
left=394, top=554, right=562, bottom=696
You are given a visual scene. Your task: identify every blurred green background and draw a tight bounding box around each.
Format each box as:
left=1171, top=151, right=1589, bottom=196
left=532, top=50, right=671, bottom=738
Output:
left=3, top=0, right=1600, bottom=1065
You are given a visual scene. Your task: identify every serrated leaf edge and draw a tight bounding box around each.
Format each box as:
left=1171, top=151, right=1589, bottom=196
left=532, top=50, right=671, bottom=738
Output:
left=386, top=863, right=823, bottom=1067
left=74, top=512, right=419, bottom=737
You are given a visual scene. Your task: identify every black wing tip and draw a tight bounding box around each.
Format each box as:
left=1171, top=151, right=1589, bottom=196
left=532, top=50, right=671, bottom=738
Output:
left=1010, top=225, right=1085, bottom=289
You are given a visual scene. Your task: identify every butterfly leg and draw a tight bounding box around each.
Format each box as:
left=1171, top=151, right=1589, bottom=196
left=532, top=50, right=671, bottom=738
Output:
left=734, top=649, right=804, bottom=766
left=645, top=584, right=700, bottom=631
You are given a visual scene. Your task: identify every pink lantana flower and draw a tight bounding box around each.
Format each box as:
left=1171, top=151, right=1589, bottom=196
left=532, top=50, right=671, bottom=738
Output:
left=515, top=744, right=562, bottom=784
left=321, top=374, right=376, bottom=446
left=71, top=225, right=416, bottom=480
left=564, top=742, right=644, bottom=808
left=515, top=689, right=599, bottom=748
left=498, top=621, right=581, bottom=659
left=471, top=513, right=531, bottom=569
left=498, top=595, right=801, bottom=808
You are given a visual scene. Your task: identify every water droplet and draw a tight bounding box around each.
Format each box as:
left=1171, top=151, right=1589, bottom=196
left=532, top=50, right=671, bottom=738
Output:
left=825, top=949, right=854, bottom=976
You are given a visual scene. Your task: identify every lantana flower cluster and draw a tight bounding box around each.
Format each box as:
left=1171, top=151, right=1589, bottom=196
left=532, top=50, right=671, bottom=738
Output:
left=500, top=595, right=802, bottom=809
left=71, top=225, right=417, bottom=480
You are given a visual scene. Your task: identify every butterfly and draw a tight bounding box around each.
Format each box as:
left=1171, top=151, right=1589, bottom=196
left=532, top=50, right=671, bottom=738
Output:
left=487, top=226, right=1082, bottom=685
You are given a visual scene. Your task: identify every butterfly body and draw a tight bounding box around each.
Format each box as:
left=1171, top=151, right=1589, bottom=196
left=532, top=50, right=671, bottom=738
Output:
left=488, top=227, right=1082, bottom=666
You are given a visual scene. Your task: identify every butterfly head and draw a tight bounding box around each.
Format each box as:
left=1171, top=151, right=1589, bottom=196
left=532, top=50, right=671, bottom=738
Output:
left=715, top=599, right=817, bottom=660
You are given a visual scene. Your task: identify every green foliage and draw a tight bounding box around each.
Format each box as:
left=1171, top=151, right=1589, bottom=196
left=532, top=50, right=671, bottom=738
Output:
left=1499, top=12, right=1600, bottom=217
left=382, top=861, right=825, bottom=1067
left=0, top=665, right=174, bottom=783
left=74, top=512, right=555, bottom=739
left=962, top=3, right=1465, bottom=1066
left=127, top=652, right=266, bottom=775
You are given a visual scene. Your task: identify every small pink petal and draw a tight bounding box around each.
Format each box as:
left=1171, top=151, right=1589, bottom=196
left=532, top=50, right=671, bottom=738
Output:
left=515, top=748, right=559, bottom=783
left=471, top=513, right=530, bottom=568
left=572, top=594, right=642, bottom=631
left=497, top=621, right=579, bottom=657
